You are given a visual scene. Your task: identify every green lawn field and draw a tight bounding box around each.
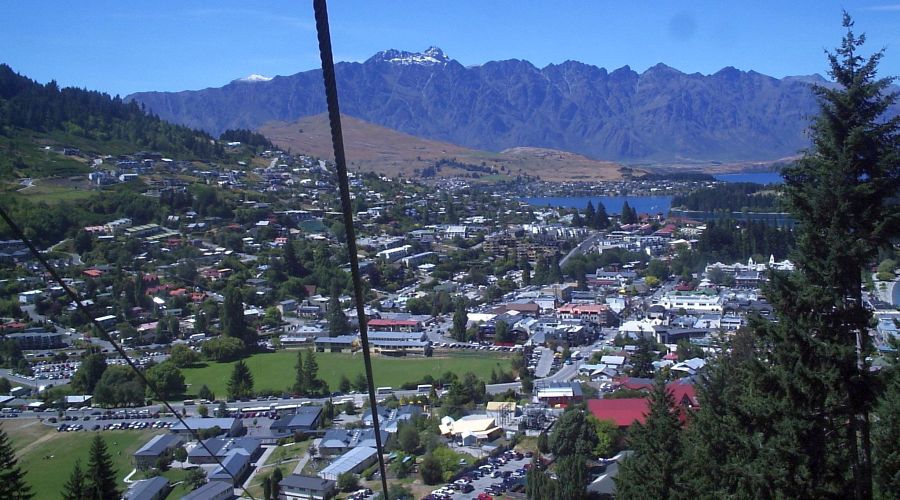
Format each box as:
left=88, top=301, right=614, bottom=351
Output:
left=1, top=419, right=164, bottom=499
left=181, top=351, right=511, bottom=398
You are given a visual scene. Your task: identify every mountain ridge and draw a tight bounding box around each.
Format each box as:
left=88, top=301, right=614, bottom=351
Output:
left=127, top=47, right=898, bottom=163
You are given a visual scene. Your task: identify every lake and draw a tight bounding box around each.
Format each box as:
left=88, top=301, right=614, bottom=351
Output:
left=522, top=195, right=674, bottom=215
left=713, top=172, right=783, bottom=184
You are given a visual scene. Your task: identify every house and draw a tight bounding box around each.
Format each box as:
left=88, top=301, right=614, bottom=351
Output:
left=313, top=335, right=356, bottom=353
left=318, top=446, right=379, bottom=481
left=270, top=407, right=323, bottom=437
left=172, top=418, right=243, bottom=437
left=279, top=474, right=337, bottom=500
left=133, top=434, right=184, bottom=470
left=124, top=477, right=170, bottom=500
left=6, top=329, right=64, bottom=349
left=180, top=480, right=233, bottom=500
left=535, top=382, right=583, bottom=407
left=188, top=437, right=261, bottom=465
left=208, top=449, right=251, bottom=485
left=361, top=405, right=391, bottom=427
left=438, top=415, right=502, bottom=442
left=587, top=399, right=650, bottom=429
left=319, top=428, right=390, bottom=456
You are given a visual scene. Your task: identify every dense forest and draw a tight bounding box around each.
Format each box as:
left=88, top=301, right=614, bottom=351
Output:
left=0, top=64, right=224, bottom=159
left=672, top=182, right=783, bottom=212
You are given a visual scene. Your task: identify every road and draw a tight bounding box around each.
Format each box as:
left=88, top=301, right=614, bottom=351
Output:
left=559, top=231, right=602, bottom=268
left=533, top=347, right=554, bottom=378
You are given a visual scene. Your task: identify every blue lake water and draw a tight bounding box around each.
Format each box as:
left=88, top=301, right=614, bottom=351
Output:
left=713, top=172, right=783, bottom=184
left=522, top=196, right=674, bottom=215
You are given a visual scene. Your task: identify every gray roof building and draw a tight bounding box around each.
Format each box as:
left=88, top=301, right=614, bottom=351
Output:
left=181, top=480, right=233, bottom=500
left=270, top=406, right=322, bottom=436
left=188, top=437, right=261, bottom=464
left=124, top=476, right=170, bottom=500
left=133, top=434, right=184, bottom=470
left=279, top=474, right=336, bottom=499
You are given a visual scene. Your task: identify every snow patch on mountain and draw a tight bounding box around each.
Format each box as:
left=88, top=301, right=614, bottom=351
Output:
left=236, top=74, right=273, bottom=83
left=368, top=46, right=449, bottom=66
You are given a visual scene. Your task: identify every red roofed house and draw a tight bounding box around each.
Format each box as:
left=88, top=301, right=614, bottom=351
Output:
left=556, top=303, right=613, bottom=325
left=587, top=399, right=650, bottom=429
left=83, top=268, right=104, bottom=278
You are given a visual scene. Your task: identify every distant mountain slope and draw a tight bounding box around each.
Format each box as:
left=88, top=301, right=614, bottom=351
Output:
left=261, top=113, right=625, bottom=181
left=127, top=47, right=899, bottom=162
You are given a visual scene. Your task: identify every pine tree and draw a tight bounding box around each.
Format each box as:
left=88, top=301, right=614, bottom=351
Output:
left=327, top=281, right=349, bottom=337
left=0, top=427, right=31, bottom=499
left=594, top=200, right=610, bottom=229
left=584, top=201, right=597, bottom=229
left=521, top=258, right=532, bottom=286
left=615, top=375, right=683, bottom=499
left=293, top=350, right=306, bottom=395
left=61, top=459, right=86, bottom=500
left=452, top=299, right=468, bottom=342
left=873, top=369, right=900, bottom=497
left=303, top=348, right=320, bottom=395
left=222, top=285, right=247, bottom=342
left=85, top=434, right=118, bottom=500
left=739, top=14, right=899, bottom=498
left=227, top=360, right=254, bottom=400
left=283, top=237, right=307, bottom=278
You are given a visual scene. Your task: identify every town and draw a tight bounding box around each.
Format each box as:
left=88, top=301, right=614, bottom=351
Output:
left=2, top=132, right=897, bottom=500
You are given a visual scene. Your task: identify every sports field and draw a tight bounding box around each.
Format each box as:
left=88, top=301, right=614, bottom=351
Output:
left=181, top=350, right=511, bottom=398
left=1, top=418, right=163, bottom=499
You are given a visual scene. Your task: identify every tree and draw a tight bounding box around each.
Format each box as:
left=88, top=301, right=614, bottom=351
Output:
left=221, top=285, right=248, bottom=342
left=494, top=320, right=511, bottom=343
left=200, top=336, right=245, bottom=362
left=628, top=336, right=656, bottom=378
left=397, top=421, right=420, bottom=453
left=556, top=454, right=588, bottom=500
left=0, top=427, right=31, bottom=499
left=93, top=365, right=144, bottom=407
left=593, top=200, right=610, bottom=229
left=270, top=467, right=283, bottom=499
left=452, top=299, right=468, bottom=342
left=717, top=15, right=900, bottom=499
left=616, top=375, right=684, bottom=499
left=337, top=471, right=359, bottom=492
left=71, top=353, right=107, bottom=394
left=197, top=405, right=209, bottom=417
left=620, top=200, right=637, bottom=224
left=227, top=360, right=254, bottom=400
left=589, top=416, right=618, bottom=458
left=0, top=377, right=11, bottom=395
left=61, top=459, right=86, bottom=500
left=536, top=432, right=549, bottom=455
left=292, top=350, right=306, bottom=395
left=85, top=435, right=118, bottom=500
left=584, top=201, right=596, bottom=228
left=339, top=374, right=351, bottom=394
left=327, top=281, right=349, bottom=337
left=169, top=344, right=200, bottom=368
left=353, top=373, right=368, bottom=393
left=283, top=238, right=307, bottom=278
left=874, top=370, right=900, bottom=497
left=303, top=349, right=321, bottom=395
left=145, top=362, right=185, bottom=401
left=550, top=409, right=599, bottom=459
left=420, top=453, right=443, bottom=485
left=185, top=468, right=206, bottom=490
left=197, top=384, right=214, bottom=401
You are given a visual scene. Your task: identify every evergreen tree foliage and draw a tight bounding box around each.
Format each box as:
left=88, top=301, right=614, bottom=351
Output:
left=593, top=200, right=610, bottom=229
left=60, top=459, right=85, bottom=500
left=420, top=453, right=443, bottom=485
left=0, top=427, right=31, bottom=499
left=327, top=281, right=349, bottom=337
left=874, top=369, right=900, bottom=497
left=615, top=375, right=684, bottom=499
left=293, top=350, right=306, bottom=395
left=222, top=285, right=248, bottom=343
left=227, top=360, right=254, bottom=400
left=550, top=409, right=599, bottom=458
left=85, top=435, right=118, bottom=500
left=720, top=14, right=900, bottom=498
left=452, top=299, right=468, bottom=342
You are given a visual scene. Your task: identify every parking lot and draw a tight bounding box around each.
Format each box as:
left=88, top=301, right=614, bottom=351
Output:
left=424, top=450, right=531, bottom=500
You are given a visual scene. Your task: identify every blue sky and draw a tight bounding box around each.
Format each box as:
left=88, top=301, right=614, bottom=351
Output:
left=2, top=1, right=900, bottom=97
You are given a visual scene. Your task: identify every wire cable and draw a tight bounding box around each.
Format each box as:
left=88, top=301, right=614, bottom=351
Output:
left=0, top=207, right=257, bottom=499
left=311, top=0, right=391, bottom=497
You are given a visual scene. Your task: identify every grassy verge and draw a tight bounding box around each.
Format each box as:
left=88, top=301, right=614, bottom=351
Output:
left=181, top=351, right=511, bottom=398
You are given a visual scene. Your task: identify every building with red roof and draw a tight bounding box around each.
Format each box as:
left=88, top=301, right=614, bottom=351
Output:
left=367, top=318, right=421, bottom=332
left=587, top=399, right=650, bottom=429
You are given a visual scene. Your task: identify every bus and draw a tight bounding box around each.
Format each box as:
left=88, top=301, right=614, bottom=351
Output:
left=376, top=387, right=393, bottom=395
left=416, top=384, right=433, bottom=395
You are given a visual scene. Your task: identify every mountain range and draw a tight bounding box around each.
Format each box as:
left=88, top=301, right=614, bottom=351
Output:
left=127, top=47, right=897, bottom=163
